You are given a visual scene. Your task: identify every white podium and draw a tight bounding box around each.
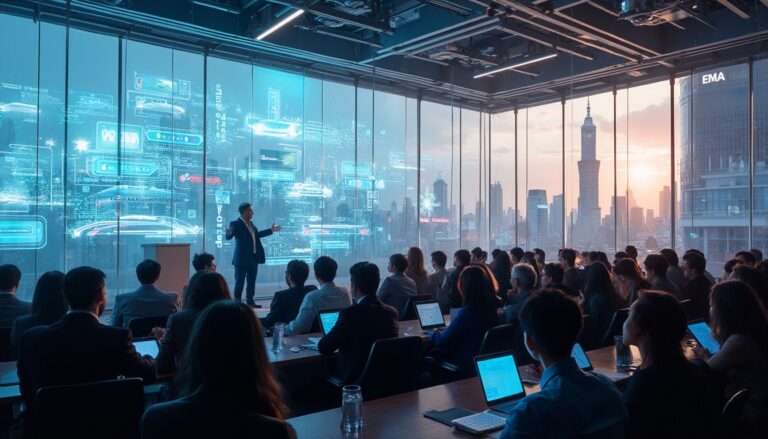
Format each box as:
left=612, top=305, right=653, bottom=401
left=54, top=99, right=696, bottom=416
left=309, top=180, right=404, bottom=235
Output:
left=142, top=243, right=190, bottom=298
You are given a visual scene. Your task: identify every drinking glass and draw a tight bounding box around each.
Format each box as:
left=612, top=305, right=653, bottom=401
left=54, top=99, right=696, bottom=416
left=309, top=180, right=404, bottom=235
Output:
left=615, top=335, right=633, bottom=371
left=272, top=323, right=285, bottom=354
left=341, top=385, right=362, bottom=432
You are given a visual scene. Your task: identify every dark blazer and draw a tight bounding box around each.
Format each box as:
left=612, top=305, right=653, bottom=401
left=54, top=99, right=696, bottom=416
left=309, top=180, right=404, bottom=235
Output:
left=156, top=308, right=201, bottom=374
left=0, top=293, right=31, bottom=328
left=582, top=291, right=618, bottom=349
left=18, top=312, right=156, bottom=406
left=111, top=284, right=178, bottom=328
left=11, top=313, right=51, bottom=358
left=431, top=305, right=495, bottom=373
left=262, top=285, right=317, bottom=328
left=563, top=267, right=585, bottom=294
left=225, top=218, right=273, bottom=266
left=141, top=385, right=296, bottom=439
left=317, top=296, right=399, bottom=383
left=680, top=274, right=713, bottom=321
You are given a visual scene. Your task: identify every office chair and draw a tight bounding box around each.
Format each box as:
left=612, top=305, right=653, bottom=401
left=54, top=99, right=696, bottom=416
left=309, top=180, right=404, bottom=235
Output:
left=127, top=316, right=169, bottom=338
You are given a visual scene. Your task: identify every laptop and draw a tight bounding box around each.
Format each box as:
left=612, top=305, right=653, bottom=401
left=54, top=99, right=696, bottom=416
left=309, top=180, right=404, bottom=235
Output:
left=688, top=320, right=721, bottom=354
left=134, top=337, right=160, bottom=359
left=317, top=308, right=343, bottom=336
left=473, top=350, right=527, bottom=415
left=571, top=342, right=593, bottom=371
left=415, top=300, right=446, bottom=332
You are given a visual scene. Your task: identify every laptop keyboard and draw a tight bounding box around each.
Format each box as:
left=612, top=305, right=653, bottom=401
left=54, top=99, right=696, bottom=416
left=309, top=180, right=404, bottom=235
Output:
left=493, top=400, right=521, bottom=415
left=452, top=412, right=506, bottom=433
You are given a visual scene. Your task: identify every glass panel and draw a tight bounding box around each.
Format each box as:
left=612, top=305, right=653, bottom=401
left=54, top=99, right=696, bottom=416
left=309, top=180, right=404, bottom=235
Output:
left=752, top=59, right=768, bottom=261
left=461, top=109, right=482, bottom=251
left=490, top=111, right=517, bottom=250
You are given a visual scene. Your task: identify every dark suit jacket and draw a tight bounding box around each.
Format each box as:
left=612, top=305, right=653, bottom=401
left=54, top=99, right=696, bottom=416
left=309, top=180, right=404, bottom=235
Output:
left=0, top=293, right=31, bottom=328
left=156, top=308, right=201, bottom=374
left=18, top=312, right=156, bottom=406
left=225, top=218, right=273, bottom=266
left=582, top=291, right=618, bottom=349
left=431, top=305, right=495, bottom=373
left=141, top=385, right=296, bottom=439
left=563, top=267, right=585, bottom=294
left=317, top=296, right=399, bottom=383
left=445, top=265, right=467, bottom=311
left=262, top=285, right=317, bottom=328
left=11, top=313, right=52, bottom=359
left=680, top=274, right=713, bottom=322
left=111, top=285, right=178, bottom=328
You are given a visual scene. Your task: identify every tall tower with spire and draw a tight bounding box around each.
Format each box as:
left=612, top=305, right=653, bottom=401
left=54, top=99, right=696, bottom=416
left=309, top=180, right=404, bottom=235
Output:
left=577, top=99, right=601, bottom=239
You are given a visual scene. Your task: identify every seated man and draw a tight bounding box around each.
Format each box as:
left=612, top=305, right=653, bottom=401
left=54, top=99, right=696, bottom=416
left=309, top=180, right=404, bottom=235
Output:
left=559, top=248, right=584, bottom=294
left=318, top=262, right=399, bottom=383
left=376, top=253, right=417, bottom=318
left=182, top=252, right=217, bottom=307
left=643, top=254, right=681, bottom=297
left=285, top=256, right=351, bottom=335
left=426, top=251, right=448, bottom=300
left=0, top=264, right=32, bottom=327
left=680, top=252, right=712, bottom=321
left=540, top=263, right=577, bottom=297
left=438, top=249, right=471, bottom=314
left=501, top=289, right=627, bottom=439
left=111, top=259, right=178, bottom=328
left=18, top=266, right=156, bottom=407
left=262, top=260, right=317, bottom=328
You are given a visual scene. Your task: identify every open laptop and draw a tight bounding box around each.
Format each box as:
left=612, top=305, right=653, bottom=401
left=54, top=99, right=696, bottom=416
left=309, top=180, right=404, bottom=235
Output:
left=473, top=350, right=527, bottom=415
left=133, top=337, right=160, bottom=359
left=688, top=320, right=721, bottom=354
left=415, top=300, right=446, bottom=333
left=571, top=342, right=593, bottom=371
left=317, top=308, right=343, bottom=336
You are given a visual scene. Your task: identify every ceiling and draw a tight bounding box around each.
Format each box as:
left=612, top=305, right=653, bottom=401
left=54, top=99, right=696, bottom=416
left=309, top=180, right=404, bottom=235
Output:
left=5, top=0, right=768, bottom=111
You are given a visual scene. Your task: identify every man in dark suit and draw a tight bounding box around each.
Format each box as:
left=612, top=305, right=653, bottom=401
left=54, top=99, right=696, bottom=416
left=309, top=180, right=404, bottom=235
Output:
left=111, top=259, right=178, bottom=328
left=680, top=251, right=713, bottom=321
left=262, top=260, right=317, bottom=329
left=18, top=266, right=156, bottom=407
left=0, top=264, right=31, bottom=327
left=226, top=202, right=281, bottom=306
left=438, top=249, right=471, bottom=314
left=318, top=262, right=399, bottom=383
left=560, top=248, right=584, bottom=294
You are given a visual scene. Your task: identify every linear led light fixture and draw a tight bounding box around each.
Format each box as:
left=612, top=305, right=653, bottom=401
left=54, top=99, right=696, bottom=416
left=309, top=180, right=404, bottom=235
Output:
left=257, top=9, right=305, bottom=41
left=473, top=52, right=558, bottom=79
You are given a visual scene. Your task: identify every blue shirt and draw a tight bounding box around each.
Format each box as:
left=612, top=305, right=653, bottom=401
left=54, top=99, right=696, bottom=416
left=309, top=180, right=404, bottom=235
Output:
left=500, top=358, right=627, bottom=439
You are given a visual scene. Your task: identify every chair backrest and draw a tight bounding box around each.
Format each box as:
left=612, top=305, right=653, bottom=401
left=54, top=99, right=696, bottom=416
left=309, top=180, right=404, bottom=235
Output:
left=35, top=377, right=144, bottom=439
left=127, top=315, right=169, bottom=338
left=0, top=327, right=13, bottom=362
left=401, top=294, right=434, bottom=321
left=679, top=299, right=695, bottom=322
left=599, top=308, right=630, bottom=348
left=356, top=336, right=423, bottom=400
left=719, top=388, right=750, bottom=434
left=386, top=295, right=412, bottom=320
left=478, top=324, right=535, bottom=366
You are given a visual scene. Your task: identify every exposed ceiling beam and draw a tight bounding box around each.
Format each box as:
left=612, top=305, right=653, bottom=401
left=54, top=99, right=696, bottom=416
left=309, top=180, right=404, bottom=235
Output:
left=266, top=0, right=394, bottom=34
left=499, top=20, right=596, bottom=60
left=295, top=24, right=383, bottom=47
left=716, top=0, right=751, bottom=19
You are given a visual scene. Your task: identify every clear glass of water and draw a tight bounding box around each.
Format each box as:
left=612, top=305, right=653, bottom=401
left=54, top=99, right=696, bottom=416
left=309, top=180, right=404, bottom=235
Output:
left=341, top=385, right=362, bottom=432
left=615, top=335, right=633, bottom=371
left=272, top=323, right=284, bottom=354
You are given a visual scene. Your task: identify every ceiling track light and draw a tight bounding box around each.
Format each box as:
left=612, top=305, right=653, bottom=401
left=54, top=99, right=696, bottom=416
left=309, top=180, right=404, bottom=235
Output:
left=256, top=8, right=305, bottom=41
left=473, top=52, right=558, bottom=79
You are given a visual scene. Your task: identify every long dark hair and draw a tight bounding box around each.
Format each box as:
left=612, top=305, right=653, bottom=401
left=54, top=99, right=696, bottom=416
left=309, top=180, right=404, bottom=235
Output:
left=187, top=272, right=232, bottom=311
left=458, top=265, right=499, bottom=322
left=630, top=291, right=687, bottom=366
left=492, top=251, right=513, bottom=294
left=182, top=301, right=287, bottom=418
left=710, top=280, right=768, bottom=350
left=613, top=259, right=651, bottom=302
left=31, top=271, right=67, bottom=324
left=584, top=262, right=624, bottom=309
left=406, top=247, right=428, bottom=277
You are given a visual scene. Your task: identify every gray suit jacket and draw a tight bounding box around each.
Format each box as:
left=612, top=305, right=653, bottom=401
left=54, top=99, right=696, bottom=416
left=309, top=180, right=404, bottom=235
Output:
left=111, top=285, right=178, bottom=329
left=376, top=273, right=417, bottom=317
left=0, top=293, right=31, bottom=328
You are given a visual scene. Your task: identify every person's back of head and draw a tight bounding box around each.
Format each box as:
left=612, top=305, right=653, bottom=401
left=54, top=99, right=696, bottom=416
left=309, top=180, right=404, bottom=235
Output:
left=481, top=251, right=488, bottom=263
left=612, top=259, right=646, bottom=285
left=314, top=256, right=338, bottom=283
left=431, top=251, right=448, bottom=269
left=584, top=262, right=621, bottom=307
left=542, top=263, right=564, bottom=285
left=389, top=254, right=408, bottom=274
left=493, top=252, right=512, bottom=277
left=625, top=245, right=638, bottom=260
left=724, top=259, right=740, bottom=278
left=285, top=260, right=310, bottom=287
left=458, top=266, right=497, bottom=322
left=709, top=280, right=768, bottom=348
left=614, top=251, right=630, bottom=265
left=521, top=252, right=537, bottom=267
left=660, top=248, right=680, bottom=267
left=32, top=271, right=67, bottom=324
left=136, top=259, right=161, bottom=286
left=406, top=247, right=427, bottom=276
left=533, top=248, right=545, bottom=262
left=682, top=252, right=706, bottom=277
left=188, top=272, right=232, bottom=310
left=643, top=254, right=669, bottom=279
left=520, top=289, right=582, bottom=361
left=559, top=248, right=577, bottom=268
left=192, top=253, right=216, bottom=272
left=350, top=263, right=380, bottom=297
left=735, top=250, right=756, bottom=266
left=471, top=247, right=484, bottom=263
left=510, top=247, right=524, bottom=262
left=0, top=264, right=21, bottom=293
left=491, top=249, right=502, bottom=259
left=750, top=248, right=763, bottom=263
left=454, top=249, right=471, bottom=266
left=64, top=266, right=106, bottom=312
left=730, top=266, right=768, bottom=306
left=184, top=301, right=286, bottom=418
left=511, top=263, right=537, bottom=291
left=624, top=291, right=687, bottom=365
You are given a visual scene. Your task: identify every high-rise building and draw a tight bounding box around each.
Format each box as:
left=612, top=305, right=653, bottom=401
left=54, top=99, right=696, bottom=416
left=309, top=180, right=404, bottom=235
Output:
left=630, top=207, right=645, bottom=233
left=577, top=100, right=601, bottom=239
left=659, top=185, right=671, bottom=221
left=490, top=181, right=504, bottom=234
left=550, top=194, right=564, bottom=242
left=527, top=189, right=549, bottom=249
left=433, top=178, right=448, bottom=219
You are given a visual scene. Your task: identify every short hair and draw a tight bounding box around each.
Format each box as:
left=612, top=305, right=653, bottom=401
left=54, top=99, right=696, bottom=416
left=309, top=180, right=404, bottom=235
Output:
left=491, top=249, right=502, bottom=259
left=685, top=248, right=705, bottom=257
left=510, top=247, right=524, bottom=261
left=559, top=248, right=577, bottom=267
left=431, top=251, right=448, bottom=268
left=735, top=251, right=756, bottom=265
left=542, top=262, right=564, bottom=284
left=188, top=272, right=232, bottom=310
left=630, top=291, right=687, bottom=362
left=519, top=289, right=582, bottom=358
left=351, top=263, right=380, bottom=296
left=644, top=254, right=669, bottom=278
left=0, top=264, right=21, bottom=291
left=286, top=260, right=310, bottom=286
left=614, top=251, right=630, bottom=262
left=660, top=248, right=679, bottom=266
left=750, top=249, right=763, bottom=263
left=625, top=245, right=638, bottom=260
left=136, top=259, right=162, bottom=284
left=389, top=254, right=408, bottom=273
left=455, top=249, right=471, bottom=265
left=313, top=256, right=338, bottom=282
left=511, top=263, right=537, bottom=290
left=533, top=248, right=545, bottom=261
left=724, top=259, right=740, bottom=276
left=238, top=202, right=252, bottom=215
left=192, top=253, right=215, bottom=272
left=64, top=266, right=106, bottom=310
left=481, top=251, right=488, bottom=261
left=471, top=247, right=483, bottom=260
left=682, top=252, right=706, bottom=274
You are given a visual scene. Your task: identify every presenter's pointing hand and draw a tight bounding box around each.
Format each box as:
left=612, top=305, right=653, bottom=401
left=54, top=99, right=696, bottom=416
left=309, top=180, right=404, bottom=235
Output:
left=271, top=224, right=282, bottom=232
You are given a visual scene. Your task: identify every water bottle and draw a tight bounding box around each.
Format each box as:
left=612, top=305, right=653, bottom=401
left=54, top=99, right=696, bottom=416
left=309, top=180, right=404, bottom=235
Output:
left=340, top=385, right=362, bottom=432
left=615, top=335, right=633, bottom=371
left=272, top=323, right=285, bottom=354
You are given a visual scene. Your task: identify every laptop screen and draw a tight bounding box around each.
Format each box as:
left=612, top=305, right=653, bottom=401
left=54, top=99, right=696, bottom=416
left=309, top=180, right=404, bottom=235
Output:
left=475, top=353, right=525, bottom=405
left=318, top=310, right=341, bottom=335
left=688, top=321, right=720, bottom=354
left=571, top=342, right=593, bottom=370
left=134, top=339, right=159, bottom=359
left=415, top=301, right=445, bottom=329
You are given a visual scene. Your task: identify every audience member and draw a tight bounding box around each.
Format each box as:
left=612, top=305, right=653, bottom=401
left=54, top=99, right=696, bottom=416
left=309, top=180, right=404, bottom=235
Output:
left=643, top=254, right=680, bottom=297
left=735, top=250, right=756, bottom=267
left=757, top=261, right=768, bottom=296
left=18, top=266, right=156, bottom=407
left=492, top=251, right=513, bottom=297
left=533, top=248, right=546, bottom=270
left=500, top=289, right=626, bottom=438
left=625, top=245, right=638, bottom=261
left=111, top=259, right=178, bottom=328
left=262, top=260, right=317, bottom=329
left=660, top=248, right=686, bottom=291
left=0, top=264, right=32, bottom=327
left=470, top=247, right=485, bottom=264
left=182, top=253, right=217, bottom=308
left=622, top=291, right=721, bottom=439
left=723, top=258, right=740, bottom=281
left=377, top=253, right=417, bottom=317
left=521, top=252, right=540, bottom=287
left=541, top=262, right=577, bottom=297
left=614, top=251, right=631, bottom=266
left=142, top=301, right=295, bottom=439
left=680, top=252, right=713, bottom=321
left=750, top=248, right=763, bottom=263
left=730, top=265, right=768, bottom=309
left=510, top=247, right=524, bottom=265
left=318, top=262, right=399, bottom=383
left=506, top=264, right=537, bottom=327
left=405, top=247, right=429, bottom=296
left=11, top=271, right=67, bottom=357
left=285, top=257, right=351, bottom=335
left=685, top=249, right=716, bottom=283
left=582, top=262, right=624, bottom=349
left=441, top=249, right=471, bottom=312
left=559, top=248, right=584, bottom=294
left=155, top=272, right=231, bottom=374
left=612, top=259, right=650, bottom=304
left=427, top=251, right=448, bottom=300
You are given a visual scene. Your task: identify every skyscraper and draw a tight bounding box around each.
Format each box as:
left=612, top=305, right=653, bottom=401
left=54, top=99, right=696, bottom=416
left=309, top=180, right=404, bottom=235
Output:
left=577, top=100, right=601, bottom=238
left=433, top=178, right=448, bottom=219
left=490, top=182, right=504, bottom=233
left=659, top=185, right=671, bottom=221
left=550, top=194, right=564, bottom=242
left=527, top=189, right=549, bottom=250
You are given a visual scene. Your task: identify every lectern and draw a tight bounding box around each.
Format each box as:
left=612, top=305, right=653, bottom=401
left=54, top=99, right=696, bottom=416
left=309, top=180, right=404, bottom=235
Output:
left=141, top=243, right=190, bottom=298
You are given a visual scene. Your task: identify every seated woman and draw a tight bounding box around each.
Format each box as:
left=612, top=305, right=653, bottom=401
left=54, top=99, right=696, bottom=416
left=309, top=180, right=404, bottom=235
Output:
left=142, top=301, right=295, bottom=439
left=612, top=259, right=651, bottom=304
left=622, top=290, right=722, bottom=439
left=430, top=265, right=499, bottom=376
left=704, top=280, right=768, bottom=436
left=11, top=271, right=67, bottom=357
left=155, top=272, right=231, bottom=374
left=581, top=262, right=625, bottom=349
